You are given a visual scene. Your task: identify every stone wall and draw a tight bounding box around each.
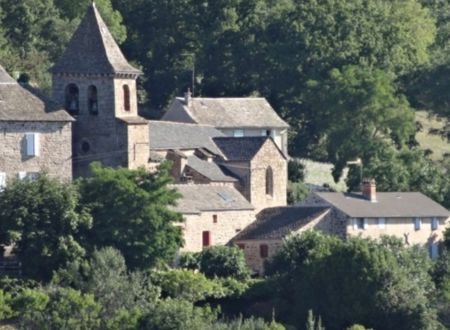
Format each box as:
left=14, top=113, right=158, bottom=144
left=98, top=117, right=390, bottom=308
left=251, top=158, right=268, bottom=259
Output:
left=180, top=209, right=256, bottom=252
left=52, top=74, right=147, bottom=176
left=0, top=121, right=72, bottom=182
left=249, top=139, right=287, bottom=212
left=236, top=209, right=333, bottom=274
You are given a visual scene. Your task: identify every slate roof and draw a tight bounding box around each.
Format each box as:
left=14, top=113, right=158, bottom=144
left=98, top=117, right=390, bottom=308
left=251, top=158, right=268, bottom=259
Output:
left=0, top=65, right=73, bottom=122
left=316, top=192, right=450, bottom=218
left=213, top=137, right=269, bottom=161
left=51, top=3, right=140, bottom=75
left=233, top=206, right=330, bottom=240
left=186, top=155, right=237, bottom=182
left=163, top=97, right=289, bottom=128
left=149, top=121, right=225, bottom=156
left=172, top=184, right=254, bottom=214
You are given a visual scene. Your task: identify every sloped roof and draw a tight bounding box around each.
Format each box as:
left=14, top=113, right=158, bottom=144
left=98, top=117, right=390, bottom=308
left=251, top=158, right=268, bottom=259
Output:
left=163, top=97, right=289, bottom=128
left=149, top=121, right=225, bottom=156
left=233, top=206, right=330, bottom=240
left=51, top=3, right=140, bottom=75
left=186, top=155, right=237, bottom=182
left=213, top=137, right=269, bottom=161
left=0, top=65, right=73, bottom=122
left=316, top=192, right=450, bottom=218
left=172, top=184, right=254, bottom=214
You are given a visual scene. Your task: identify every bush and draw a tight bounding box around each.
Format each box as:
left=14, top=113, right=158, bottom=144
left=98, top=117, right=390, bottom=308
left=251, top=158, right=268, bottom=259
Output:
left=178, top=252, right=201, bottom=270
left=288, top=160, right=305, bottom=183
left=139, top=298, right=217, bottom=330
left=199, top=246, right=250, bottom=280
left=287, top=181, right=310, bottom=204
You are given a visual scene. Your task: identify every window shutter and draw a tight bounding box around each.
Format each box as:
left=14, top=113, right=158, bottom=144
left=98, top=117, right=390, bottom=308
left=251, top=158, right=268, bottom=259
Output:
left=202, top=231, right=211, bottom=247
left=415, top=218, right=422, bottom=230
left=432, top=218, right=439, bottom=231
left=17, top=172, right=27, bottom=180
left=363, top=218, right=368, bottom=230
left=430, top=243, right=439, bottom=260
left=0, top=172, right=6, bottom=190
left=352, top=218, right=358, bottom=230
left=378, top=218, right=386, bottom=229
left=25, top=133, right=40, bottom=156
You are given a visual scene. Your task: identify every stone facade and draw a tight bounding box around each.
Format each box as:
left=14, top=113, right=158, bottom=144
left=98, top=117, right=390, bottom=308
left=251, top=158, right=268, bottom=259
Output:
left=0, top=121, right=72, bottom=182
left=248, top=139, right=287, bottom=212
left=236, top=209, right=333, bottom=274
left=52, top=74, right=149, bottom=177
left=180, top=210, right=256, bottom=252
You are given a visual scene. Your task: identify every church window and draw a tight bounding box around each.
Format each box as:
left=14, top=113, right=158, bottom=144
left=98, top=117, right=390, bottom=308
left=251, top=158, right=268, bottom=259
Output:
left=265, top=166, right=274, bottom=196
left=81, top=141, right=91, bottom=153
left=87, top=85, right=98, bottom=115
left=65, top=84, right=79, bottom=115
left=123, top=85, right=131, bottom=111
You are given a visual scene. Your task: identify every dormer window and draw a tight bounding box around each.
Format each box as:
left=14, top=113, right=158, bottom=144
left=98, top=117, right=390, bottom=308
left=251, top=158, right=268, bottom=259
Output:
left=87, top=85, right=98, bottom=115
left=65, top=84, right=79, bottom=115
left=123, top=85, right=131, bottom=111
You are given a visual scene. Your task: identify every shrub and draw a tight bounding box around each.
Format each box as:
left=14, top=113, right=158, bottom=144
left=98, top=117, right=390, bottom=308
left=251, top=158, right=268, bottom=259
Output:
left=199, top=246, right=250, bottom=280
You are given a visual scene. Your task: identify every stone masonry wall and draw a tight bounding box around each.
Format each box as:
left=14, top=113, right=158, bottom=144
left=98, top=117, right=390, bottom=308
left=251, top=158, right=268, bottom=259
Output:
left=249, top=139, right=287, bottom=212
left=0, top=121, right=72, bottom=182
left=52, top=74, right=145, bottom=176
left=180, top=210, right=256, bottom=252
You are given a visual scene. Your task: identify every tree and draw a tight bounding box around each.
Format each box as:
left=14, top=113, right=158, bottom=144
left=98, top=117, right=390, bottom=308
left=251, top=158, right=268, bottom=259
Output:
left=0, top=175, right=91, bottom=281
left=78, top=162, right=183, bottom=270
left=268, top=231, right=442, bottom=330
left=298, top=65, right=416, bottom=179
left=198, top=246, right=251, bottom=280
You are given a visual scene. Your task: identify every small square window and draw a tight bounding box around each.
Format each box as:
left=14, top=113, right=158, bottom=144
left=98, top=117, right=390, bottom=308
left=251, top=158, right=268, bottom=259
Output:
left=213, top=214, right=218, bottom=223
left=414, top=218, right=422, bottom=231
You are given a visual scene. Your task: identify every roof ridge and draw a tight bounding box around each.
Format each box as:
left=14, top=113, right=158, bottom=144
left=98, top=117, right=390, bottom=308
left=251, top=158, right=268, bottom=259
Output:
left=149, top=119, right=218, bottom=128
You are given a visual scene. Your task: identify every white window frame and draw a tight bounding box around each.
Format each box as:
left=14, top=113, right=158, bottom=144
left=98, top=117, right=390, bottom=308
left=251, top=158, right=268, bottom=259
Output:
left=363, top=218, right=368, bottom=230
left=352, top=218, right=366, bottom=230
left=25, top=133, right=40, bottom=157
left=414, top=217, right=422, bottom=231
left=378, top=218, right=386, bottom=229
left=233, top=129, right=244, bottom=137
left=18, top=171, right=27, bottom=180
left=431, top=217, right=439, bottom=231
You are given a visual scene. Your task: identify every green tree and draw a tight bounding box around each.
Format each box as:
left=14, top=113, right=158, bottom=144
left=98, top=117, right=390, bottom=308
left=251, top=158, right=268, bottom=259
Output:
left=199, top=246, right=251, bottom=280
left=299, top=65, right=416, bottom=179
left=78, top=162, right=183, bottom=270
left=0, top=175, right=91, bottom=281
left=55, top=0, right=127, bottom=44
left=268, top=231, right=442, bottom=330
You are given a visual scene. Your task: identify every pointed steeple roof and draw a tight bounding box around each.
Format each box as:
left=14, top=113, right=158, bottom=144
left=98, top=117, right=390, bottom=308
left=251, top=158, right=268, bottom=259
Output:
left=52, top=3, right=140, bottom=76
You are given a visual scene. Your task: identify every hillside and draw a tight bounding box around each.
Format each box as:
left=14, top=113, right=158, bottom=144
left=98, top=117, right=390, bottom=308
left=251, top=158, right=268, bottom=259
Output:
left=415, top=111, right=450, bottom=160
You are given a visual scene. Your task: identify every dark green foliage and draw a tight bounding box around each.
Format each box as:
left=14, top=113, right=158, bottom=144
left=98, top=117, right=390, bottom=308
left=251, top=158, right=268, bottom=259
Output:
left=0, top=175, right=92, bottom=281
left=78, top=162, right=183, bottom=270
left=178, top=251, right=201, bottom=270
left=288, top=160, right=305, bottom=183
left=268, top=231, right=442, bottom=330
left=210, top=316, right=285, bottom=330
left=287, top=181, right=310, bottom=205
left=18, top=286, right=101, bottom=330
left=139, top=298, right=217, bottom=330
left=52, top=247, right=159, bottom=320
left=198, top=246, right=251, bottom=280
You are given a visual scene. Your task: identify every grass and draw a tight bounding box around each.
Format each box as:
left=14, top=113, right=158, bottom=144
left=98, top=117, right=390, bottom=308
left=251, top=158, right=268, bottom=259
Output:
left=299, top=158, right=348, bottom=192
left=415, top=111, right=450, bottom=161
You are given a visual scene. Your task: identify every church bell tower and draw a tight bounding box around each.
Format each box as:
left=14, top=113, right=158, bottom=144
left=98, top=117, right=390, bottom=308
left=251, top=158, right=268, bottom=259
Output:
left=51, top=2, right=149, bottom=177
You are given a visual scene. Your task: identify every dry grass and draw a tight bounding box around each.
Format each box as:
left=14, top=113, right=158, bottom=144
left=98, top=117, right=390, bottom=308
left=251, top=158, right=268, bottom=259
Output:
left=415, top=111, right=450, bottom=160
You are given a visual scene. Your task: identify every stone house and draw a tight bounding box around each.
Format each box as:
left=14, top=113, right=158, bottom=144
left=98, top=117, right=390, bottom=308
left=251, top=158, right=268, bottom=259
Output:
left=51, top=3, right=149, bottom=178
left=162, top=93, right=290, bottom=155
left=232, top=206, right=331, bottom=274
left=173, top=184, right=255, bottom=252
left=311, top=179, right=450, bottom=258
left=0, top=65, right=73, bottom=186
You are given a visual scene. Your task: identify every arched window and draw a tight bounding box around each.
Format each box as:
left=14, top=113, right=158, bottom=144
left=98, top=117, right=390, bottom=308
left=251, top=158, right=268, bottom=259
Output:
left=123, top=85, right=130, bottom=111
left=265, top=166, right=274, bottom=196
left=87, top=85, right=98, bottom=115
left=65, top=84, right=79, bottom=115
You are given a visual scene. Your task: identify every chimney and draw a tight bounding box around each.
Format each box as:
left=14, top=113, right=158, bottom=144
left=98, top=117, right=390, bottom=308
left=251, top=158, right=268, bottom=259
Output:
left=362, top=178, right=377, bottom=202
left=184, top=88, right=192, bottom=107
